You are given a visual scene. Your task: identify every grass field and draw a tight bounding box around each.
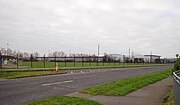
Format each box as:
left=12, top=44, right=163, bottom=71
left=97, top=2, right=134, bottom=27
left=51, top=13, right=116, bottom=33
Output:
left=19, top=61, right=142, bottom=68
left=25, top=96, right=102, bottom=105
left=81, top=70, right=171, bottom=96
left=17, top=61, right=169, bottom=68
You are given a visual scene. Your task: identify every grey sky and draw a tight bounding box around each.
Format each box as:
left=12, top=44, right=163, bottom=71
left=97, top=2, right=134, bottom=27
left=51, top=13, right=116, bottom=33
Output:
left=0, top=0, right=180, bottom=57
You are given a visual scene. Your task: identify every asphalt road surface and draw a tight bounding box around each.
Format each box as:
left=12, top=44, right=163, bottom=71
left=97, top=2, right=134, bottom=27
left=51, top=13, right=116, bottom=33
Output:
left=0, top=66, right=172, bottom=105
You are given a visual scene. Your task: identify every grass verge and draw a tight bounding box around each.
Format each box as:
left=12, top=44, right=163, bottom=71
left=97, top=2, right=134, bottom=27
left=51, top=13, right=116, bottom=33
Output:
left=25, top=96, right=102, bottom=105
left=162, top=89, right=175, bottom=105
left=1, top=63, right=172, bottom=72
left=0, top=71, right=64, bottom=79
left=81, top=70, right=171, bottom=96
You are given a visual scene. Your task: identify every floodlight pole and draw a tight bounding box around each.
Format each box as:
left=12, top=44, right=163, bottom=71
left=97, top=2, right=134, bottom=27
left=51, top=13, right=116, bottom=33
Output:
left=129, top=48, right=130, bottom=58
left=98, top=44, right=100, bottom=57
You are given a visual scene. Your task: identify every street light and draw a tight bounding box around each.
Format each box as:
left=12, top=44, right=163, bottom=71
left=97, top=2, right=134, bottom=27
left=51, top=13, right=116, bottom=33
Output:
left=98, top=44, right=100, bottom=57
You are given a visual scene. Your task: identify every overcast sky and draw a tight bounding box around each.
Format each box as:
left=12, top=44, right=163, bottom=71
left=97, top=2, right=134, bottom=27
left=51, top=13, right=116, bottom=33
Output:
left=0, top=0, right=180, bottom=57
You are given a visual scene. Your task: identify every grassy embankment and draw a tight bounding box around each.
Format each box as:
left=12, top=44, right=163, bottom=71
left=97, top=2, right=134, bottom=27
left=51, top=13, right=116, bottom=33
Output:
left=81, top=70, right=171, bottom=96
left=0, top=71, right=63, bottom=79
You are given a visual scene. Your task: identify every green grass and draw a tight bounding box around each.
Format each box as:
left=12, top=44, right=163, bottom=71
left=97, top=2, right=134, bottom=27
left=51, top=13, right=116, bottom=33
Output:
left=18, top=61, right=170, bottom=68
left=25, top=96, right=102, bottom=105
left=81, top=70, right=171, bottom=96
left=1, top=63, right=171, bottom=72
left=0, top=71, right=62, bottom=79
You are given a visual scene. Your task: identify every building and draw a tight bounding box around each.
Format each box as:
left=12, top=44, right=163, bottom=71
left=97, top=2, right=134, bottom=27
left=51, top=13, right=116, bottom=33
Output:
left=163, top=58, right=176, bottom=63
left=133, top=54, right=145, bottom=63
left=144, top=55, right=161, bottom=63
left=1, top=55, right=16, bottom=64
left=108, top=54, right=124, bottom=62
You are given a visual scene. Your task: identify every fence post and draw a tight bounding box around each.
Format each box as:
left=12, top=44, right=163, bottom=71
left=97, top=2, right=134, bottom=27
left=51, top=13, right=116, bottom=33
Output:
left=97, top=57, right=98, bottom=66
left=90, top=56, right=91, bottom=66
left=55, top=55, right=56, bottom=68
left=103, top=58, right=104, bottom=66
left=109, top=59, right=110, bottom=66
left=0, top=52, right=2, bottom=69
left=74, top=55, right=75, bottom=67
left=65, top=56, right=67, bottom=67
left=17, top=53, right=19, bottom=69
left=123, top=55, right=125, bottom=65
left=31, top=54, right=33, bottom=68
left=82, top=57, right=84, bottom=67
left=44, top=54, right=45, bottom=68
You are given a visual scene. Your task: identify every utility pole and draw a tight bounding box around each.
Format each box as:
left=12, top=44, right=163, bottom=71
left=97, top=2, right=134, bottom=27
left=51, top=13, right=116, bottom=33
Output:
left=129, top=48, right=131, bottom=60
left=131, top=51, right=134, bottom=62
left=98, top=44, right=100, bottom=57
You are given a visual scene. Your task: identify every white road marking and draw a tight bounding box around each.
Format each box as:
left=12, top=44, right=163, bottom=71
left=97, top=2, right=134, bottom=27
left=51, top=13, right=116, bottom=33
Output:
left=42, top=80, right=73, bottom=86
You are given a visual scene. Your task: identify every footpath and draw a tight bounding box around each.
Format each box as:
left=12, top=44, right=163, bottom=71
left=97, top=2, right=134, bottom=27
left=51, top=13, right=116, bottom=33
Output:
left=66, top=77, right=172, bottom=105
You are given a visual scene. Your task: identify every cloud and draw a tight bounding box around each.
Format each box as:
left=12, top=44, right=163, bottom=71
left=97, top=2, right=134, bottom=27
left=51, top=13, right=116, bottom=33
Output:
left=0, top=0, right=180, bottom=57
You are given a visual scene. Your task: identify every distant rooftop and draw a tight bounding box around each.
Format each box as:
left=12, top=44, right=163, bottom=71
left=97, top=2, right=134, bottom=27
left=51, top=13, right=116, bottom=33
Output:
left=144, top=55, right=161, bottom=57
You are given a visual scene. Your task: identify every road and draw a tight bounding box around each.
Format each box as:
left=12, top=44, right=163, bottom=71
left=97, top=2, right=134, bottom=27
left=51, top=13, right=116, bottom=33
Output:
left=0, top=66, right=172, bottom=105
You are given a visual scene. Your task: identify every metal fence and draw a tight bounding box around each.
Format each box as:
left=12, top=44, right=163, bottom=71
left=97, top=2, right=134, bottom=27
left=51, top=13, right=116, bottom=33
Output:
left=0, top=55, right=152, bottom=69
left=0, top=54, right=166, bottom=69
left=173, top=70, right=180, bottom=105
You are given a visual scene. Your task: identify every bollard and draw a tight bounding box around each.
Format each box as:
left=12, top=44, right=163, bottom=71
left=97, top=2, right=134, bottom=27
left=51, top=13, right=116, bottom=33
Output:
left=56, top=63, right=58, bottom=72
